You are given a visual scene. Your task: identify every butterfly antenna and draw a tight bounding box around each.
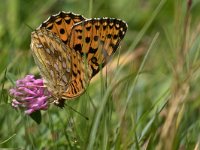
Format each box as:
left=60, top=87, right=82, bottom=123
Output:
left=24, top=23, right=34, bottom=31
left=65, top=103, right=89, bottom=120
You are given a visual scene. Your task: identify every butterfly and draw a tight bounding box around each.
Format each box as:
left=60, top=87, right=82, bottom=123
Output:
left=30, top=11, right=127, bottom=107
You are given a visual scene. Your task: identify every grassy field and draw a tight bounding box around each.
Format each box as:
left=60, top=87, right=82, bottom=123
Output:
left=1, top=0, right=200, bottom=149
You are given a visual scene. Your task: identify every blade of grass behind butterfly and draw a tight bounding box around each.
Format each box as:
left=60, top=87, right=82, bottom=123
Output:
left=0, top=52, right=22, bottom=84
left=98, top=65, right=110, bottom=150
left=122, top=33, right=159, bottom=147
left=87, top=62, right=123, bottom=150
left=112, top=0, right=166, bottom=146
left=53, top=103, right=80, bottom=148
left=58, top=108, right=74, bottom=148
left=22, top=115, right=37, bottom=149
left=87, top=50, right=139, bottom=149
left=86, top=1, right=165, bottom=147
left=88, top=0, right=93, bottom=18
left=126, top=0, right=166, bottom=54
left=57, top=102, right=86, bottom=147
left=47, top=110, right=59, bottom=149
left=86, top=34, right=155, bottom=149
left=133, top=91, right=169, bottom=148
left=88, top=31, right=158, bottom=149
left=191, top=24, right=200, bottom=65
left=108, top=33, right=159, bottom=149
left=0, top=68, right=8, bottom=104
left=0, top=134, right=16, bottom=145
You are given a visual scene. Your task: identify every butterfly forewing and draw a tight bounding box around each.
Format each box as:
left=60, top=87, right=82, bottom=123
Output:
left=69, top=18, right=128, bottom=77
left=40, top=11, right=86, bottom=45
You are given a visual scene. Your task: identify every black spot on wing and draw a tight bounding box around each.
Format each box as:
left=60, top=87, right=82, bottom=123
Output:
left=75, top=29, right=82, bottom=33
left=95, top=25, right=100, bottom=30
left=79, top=78, right=84, bottom=89
left=63, top=39, right=68, bottom=44
left=113, top=34, right=118, bottom=40
left=89, top=47, right=98, bottom=53
left=91, top=57, right=97, bottom=64
left=91, top=65, right=99, bottom=77
left=94, top=36, right=98, bottom=41
left=78, top=35, right=82, bottom=40
left=60, top=28, right=65, bottom=34
left=107, top=34, right=111, bottom=38
left=65, top=19, right=71, bottom=24
left=46, top=24, right=53, bottom=30
left=72, top=70, right=77, bottom=77
left=55, top=19, right=62, bottom=25
left=86, top=26, right=91, bottom=31
left=103, top=25, right=107, bottom=30
left=85, top=37, right=90, bottom=43
left=74, top=44, right=82, bottom=52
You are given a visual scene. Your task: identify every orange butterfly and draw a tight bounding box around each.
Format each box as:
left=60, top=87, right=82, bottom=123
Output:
left=30, top=11, right=127, bottom=107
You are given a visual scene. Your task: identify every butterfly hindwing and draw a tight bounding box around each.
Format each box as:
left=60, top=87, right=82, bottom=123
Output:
left=31, top=28, right=72, bottom=97
left=68, top=18, right=128, bottom=77
left=31, top=28, right=92, bottom=102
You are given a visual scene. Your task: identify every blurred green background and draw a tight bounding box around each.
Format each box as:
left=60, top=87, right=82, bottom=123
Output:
left=1, top=0, right=200, bottom=149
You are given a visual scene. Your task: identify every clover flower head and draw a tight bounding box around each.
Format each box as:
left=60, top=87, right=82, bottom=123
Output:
left=9, top=75, right=51, bottom=114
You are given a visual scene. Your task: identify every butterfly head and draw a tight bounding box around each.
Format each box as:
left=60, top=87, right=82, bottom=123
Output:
left=47, top=91, right=66, bottom=108
left=52, top=98, right=65, bottom=108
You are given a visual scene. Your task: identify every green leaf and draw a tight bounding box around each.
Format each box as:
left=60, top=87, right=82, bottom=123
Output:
left=30, top=110, right=42, bottom=124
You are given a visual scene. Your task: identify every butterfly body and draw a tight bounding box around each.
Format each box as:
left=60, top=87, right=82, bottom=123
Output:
left=30, top=11, right=127, bottom=106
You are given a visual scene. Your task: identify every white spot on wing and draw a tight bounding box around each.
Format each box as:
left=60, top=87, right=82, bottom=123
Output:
left=36, top=44, right=43, bottom=48
left=37, top=32, right=43, bottom=36
left=62, top=62, right=66, bottom=68
left=46, top=48, right=51, bottom=54
left=59, top=56, right=62, bottom=61
left=46, top=60, right=50, bottom=65
left=50, top=70, right=54, bottom=78
left=62, top=75, right=68, bottom=83
left=49, top=43, right=55, bottom=53
left=67, top=55, right=71, bottom=62
left=66, top=68, right=70, bottom=73
left=62, top=45, right=67, bottom=51
left=54, top=63, right=59, bottom=71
